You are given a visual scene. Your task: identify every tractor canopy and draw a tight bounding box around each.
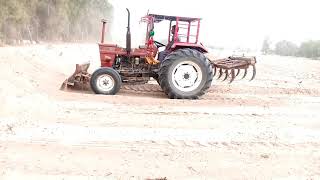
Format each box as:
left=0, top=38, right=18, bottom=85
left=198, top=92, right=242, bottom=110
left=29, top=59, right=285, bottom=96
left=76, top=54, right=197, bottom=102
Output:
left=147, top=14, right=201, bottom=23
left=142, top=13, right=207, bottom=52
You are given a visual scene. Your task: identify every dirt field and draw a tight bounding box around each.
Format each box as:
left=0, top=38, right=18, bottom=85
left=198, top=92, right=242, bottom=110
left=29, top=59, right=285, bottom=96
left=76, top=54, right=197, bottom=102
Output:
left=0, top=44, right=320, bottom=179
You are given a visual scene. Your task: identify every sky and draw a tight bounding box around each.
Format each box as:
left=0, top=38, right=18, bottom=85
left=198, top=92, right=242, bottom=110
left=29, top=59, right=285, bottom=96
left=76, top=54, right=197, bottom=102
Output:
left=108, top=0, right=320, bottom=50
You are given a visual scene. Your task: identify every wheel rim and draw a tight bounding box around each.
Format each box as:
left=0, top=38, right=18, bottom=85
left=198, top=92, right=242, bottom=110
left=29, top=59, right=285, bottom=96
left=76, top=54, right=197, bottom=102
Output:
left=96, top=74, right=115, bottom=92
left=171, top=61, right=203, bottom=92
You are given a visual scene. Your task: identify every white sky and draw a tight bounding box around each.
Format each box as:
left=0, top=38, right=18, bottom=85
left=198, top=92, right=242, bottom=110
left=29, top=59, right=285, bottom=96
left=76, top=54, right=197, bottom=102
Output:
left=108, top=0, right=320, bottom=50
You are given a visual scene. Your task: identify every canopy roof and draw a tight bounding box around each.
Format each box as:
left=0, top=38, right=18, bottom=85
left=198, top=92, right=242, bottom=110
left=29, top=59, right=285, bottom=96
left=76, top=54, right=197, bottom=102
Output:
left=148, top=14, right=201, bottom=22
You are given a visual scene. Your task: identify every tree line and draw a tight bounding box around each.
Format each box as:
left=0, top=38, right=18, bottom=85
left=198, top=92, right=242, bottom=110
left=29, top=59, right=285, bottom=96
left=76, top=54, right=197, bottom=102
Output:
left=0, top=0, right=113, bottom=44
left=262, top=37, right=320, bottom=59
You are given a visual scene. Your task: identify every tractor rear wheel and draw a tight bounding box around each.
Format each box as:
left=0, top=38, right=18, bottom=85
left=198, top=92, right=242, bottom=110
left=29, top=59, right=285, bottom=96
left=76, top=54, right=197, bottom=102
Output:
left=158, top=48, right=212, bottom=99
left=90, top=67, right=122, bottom=95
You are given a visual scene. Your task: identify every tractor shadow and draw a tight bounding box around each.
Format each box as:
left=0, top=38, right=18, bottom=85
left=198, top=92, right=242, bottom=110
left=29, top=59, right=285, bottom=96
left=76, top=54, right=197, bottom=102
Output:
left=60, top=83, right=168, bottom=99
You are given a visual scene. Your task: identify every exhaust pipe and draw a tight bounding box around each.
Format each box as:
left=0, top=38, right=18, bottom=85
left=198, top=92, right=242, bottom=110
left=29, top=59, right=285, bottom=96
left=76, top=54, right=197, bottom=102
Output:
left=100, top=19, right=107, bottom=44
left=126, top=8, right=131, bottom=54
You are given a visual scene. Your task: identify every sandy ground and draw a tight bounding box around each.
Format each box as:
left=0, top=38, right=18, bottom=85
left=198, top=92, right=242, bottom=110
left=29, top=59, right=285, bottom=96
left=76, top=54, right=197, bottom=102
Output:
left=0, top=44, right=320, bottom=179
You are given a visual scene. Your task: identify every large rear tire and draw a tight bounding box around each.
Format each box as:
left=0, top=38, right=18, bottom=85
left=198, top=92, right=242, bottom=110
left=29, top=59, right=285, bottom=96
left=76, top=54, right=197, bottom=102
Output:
left=158, top=48, right=213, bottom=99
left=90, top=67, right=122, bottom=95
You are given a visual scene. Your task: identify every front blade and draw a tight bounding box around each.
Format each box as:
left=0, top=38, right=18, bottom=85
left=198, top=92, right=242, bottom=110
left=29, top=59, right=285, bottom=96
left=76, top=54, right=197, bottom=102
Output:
left=60, top=63, right=91, bottom=91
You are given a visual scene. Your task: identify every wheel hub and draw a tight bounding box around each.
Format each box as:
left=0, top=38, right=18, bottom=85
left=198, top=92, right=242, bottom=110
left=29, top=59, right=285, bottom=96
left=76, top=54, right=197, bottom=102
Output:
left=96, top=74, right=115, bottom=92
left=172, top=61, right=202, bottom=92
left=183, top=73, right=190, bottom=80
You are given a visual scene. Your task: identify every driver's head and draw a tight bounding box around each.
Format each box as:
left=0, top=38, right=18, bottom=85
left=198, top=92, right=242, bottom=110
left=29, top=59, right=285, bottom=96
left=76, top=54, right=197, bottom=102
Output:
left=171, top=25, right=178, bottom=34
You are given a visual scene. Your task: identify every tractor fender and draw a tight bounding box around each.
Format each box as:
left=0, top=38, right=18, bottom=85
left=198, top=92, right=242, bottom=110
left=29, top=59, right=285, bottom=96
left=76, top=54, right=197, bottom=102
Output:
left=171, top=42, right=208, bottom=53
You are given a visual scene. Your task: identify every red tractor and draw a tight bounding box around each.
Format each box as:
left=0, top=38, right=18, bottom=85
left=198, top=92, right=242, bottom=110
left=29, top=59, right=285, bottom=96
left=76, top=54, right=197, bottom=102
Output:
left=62, top=9, right=256, bottom=99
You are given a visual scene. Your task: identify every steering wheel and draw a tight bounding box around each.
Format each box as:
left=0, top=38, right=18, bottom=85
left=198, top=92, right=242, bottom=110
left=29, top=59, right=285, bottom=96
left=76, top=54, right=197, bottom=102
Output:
left=153, top=40, right=166, bottom=48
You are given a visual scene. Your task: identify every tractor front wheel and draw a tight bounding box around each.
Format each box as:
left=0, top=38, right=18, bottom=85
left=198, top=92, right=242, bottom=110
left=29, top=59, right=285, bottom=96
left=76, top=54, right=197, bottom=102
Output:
left=90, top=67, right=122, bottom=95
left=158, top=48, right=213, bottom=99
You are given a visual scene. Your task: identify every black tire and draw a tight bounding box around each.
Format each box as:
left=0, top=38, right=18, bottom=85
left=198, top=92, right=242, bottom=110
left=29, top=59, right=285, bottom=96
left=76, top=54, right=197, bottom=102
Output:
left=158, top=48, right=213, bottom=99
left=90, top=67, right=122, bottom=95
left=153, top=76, right=160, bottom=85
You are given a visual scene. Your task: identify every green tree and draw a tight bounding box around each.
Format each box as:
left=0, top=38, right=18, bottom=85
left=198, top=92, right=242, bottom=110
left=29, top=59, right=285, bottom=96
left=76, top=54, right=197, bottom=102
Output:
left=274, top=40, right=298, bottom=56
left=261, top=37, right=271, bottom=54
left=298, top=40, right=320, bottom=59
left=0, top=0, right=113, bottom=43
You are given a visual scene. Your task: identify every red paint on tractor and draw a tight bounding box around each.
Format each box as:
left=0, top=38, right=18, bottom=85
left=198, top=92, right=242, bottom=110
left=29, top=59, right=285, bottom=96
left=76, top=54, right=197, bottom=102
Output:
left=61, top=8, right=256, bottom=97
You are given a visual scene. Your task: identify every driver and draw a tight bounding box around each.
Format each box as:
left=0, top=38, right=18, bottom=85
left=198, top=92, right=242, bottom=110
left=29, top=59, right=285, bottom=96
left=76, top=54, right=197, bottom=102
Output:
left=167, top=25, right=180, bottom=49
left=158, top=25, right=180, bottom=61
